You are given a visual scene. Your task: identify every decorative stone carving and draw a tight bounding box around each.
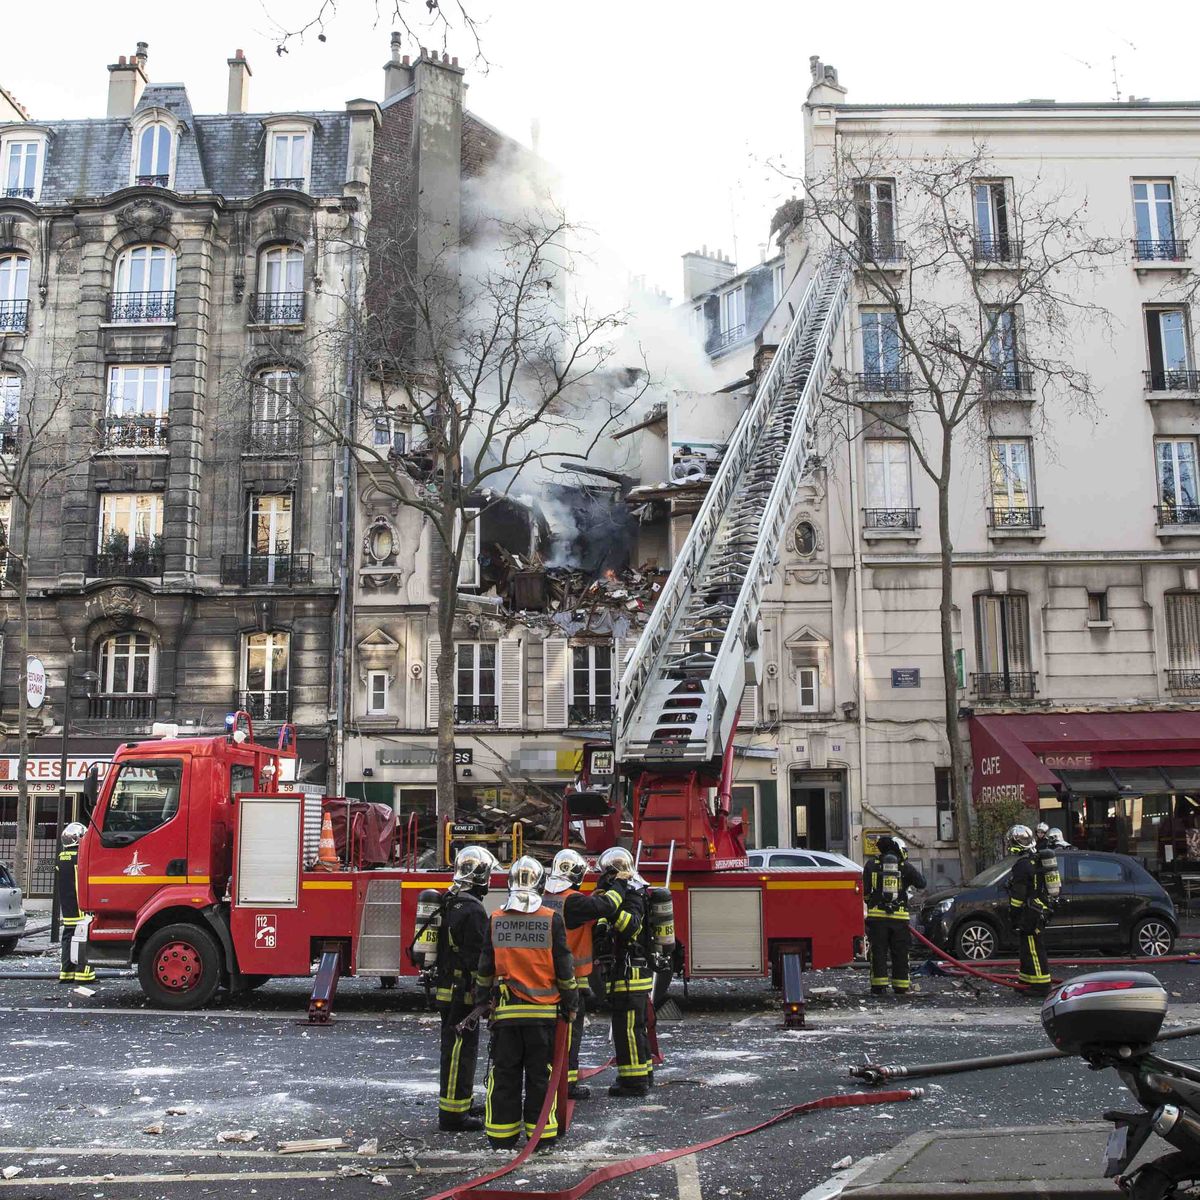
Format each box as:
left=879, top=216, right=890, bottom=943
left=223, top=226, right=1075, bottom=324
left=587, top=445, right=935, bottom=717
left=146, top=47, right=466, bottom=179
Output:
left=270, top=206, right=294, bottom=241
left=232, top=212, right=248, bottom=302
left=0, top=216, right=14, bottom=249
left=116, top=199, right=171, bottom=241
left=96, top=586, right=145, bottom=629
left=363, top=516, right=397, bottom=566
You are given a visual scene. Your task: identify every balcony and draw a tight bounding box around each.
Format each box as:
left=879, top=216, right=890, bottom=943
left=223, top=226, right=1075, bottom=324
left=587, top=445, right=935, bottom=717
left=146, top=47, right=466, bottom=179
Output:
left=568, top=702, right=614, bottom=727
left=1145, top=370, right=1200, bottom=394
left=972, top=671, right=1038, bottom=701
left=1156, top=505, right=1200, bottom=527
left=0, top=299, right=29, bottom=333
left=981, top=368, right=1034, bottom=394
left=1134, top=239, right=1188, bottom=262
left=251, top=292, right=305, bottom=325
left=0, top=421, right=17, bottom=455
left=220, top=552, right=313, bottom=586
left=855, top=371, right=913, bottom=394
left=973, top=237, right=1022, bottom=264
left=270, top=177, right=306, bottom=190
left=107, top=291, right=176, bottom=324
left=1166, top=669, right=1200, bottom=697
left=863, top=507, right=919, bottom=531
left=100, top=415, right=169, bottom=451
left=135, top=174, right=170, bottom=188
left=86, top=549, right=165, bottom=579
left=237, top=690, right=291, bottom=723
left=245, top=415, right=301, bottom=455
left=455, top=703, right=497, bottom=725
left=1, top=187, right=34, bottom=200
left=854, top=238, right=906, bottom=265
left=0, top=554, right=22, bottom=585
left=712, top=324, right=746, bottom=352
left=988, top=506, right=1044, bottom=530
left=88, top=694, right=158, bottom=721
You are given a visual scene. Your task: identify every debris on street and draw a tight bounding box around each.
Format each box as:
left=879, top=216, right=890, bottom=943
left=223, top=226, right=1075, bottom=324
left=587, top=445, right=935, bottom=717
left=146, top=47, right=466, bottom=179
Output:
left=216, top=1129, right=259, bottom=1143
left=357, top=1138, right=379, bottom=1155
left=141, top=1121, right=164, bottom=1135
left=278, top=1137, right=348, bottom=1153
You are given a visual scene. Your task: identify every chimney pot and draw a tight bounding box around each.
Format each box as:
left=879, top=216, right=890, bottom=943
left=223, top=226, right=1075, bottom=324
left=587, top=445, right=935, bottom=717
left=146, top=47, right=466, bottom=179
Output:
left=419, top=46, right=428, bottom=58
left=108, top=45, right=148, bottom=117
left=403, top=54, right=410, bottom=66
left=118, top=55, right=126, bottom=65
left=451, top=56, right=458, bottom=67
left=442, top=52, right=449, bottom=64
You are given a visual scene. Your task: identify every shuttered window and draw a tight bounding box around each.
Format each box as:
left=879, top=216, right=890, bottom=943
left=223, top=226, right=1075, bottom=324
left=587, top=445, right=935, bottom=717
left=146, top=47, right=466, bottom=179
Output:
left=974, top=593, right=1031, bottom=673
left=1166, top=593, right=1200, bottom=669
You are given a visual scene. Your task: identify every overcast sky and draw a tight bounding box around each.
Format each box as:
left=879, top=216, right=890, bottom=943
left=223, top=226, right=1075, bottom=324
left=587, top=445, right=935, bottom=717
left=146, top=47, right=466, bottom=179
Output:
left=7, top=1, right=1200, bottom=300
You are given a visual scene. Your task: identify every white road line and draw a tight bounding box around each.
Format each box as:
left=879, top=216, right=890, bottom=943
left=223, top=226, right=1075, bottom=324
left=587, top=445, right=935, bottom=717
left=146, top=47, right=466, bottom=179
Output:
left=0, top=1168, right=440, bottom=1186
left=675, top=1152, right=703, bottom=1200
left=0, top=1005, right=434, bottom=1024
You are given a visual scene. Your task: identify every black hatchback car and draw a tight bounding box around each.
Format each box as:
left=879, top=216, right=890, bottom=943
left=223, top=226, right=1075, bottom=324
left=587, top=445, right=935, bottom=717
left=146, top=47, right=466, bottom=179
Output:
left=917, top=850, right=1177, bottom=960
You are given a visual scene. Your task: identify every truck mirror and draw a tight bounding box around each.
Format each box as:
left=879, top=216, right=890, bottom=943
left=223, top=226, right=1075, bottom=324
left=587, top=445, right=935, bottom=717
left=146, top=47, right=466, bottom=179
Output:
left=82, top=765, right=101, bottom=814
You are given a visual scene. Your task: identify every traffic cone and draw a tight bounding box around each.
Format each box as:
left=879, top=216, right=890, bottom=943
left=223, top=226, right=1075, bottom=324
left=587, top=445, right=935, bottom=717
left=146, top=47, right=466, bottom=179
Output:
left=315, top=812, right=339, bottom=871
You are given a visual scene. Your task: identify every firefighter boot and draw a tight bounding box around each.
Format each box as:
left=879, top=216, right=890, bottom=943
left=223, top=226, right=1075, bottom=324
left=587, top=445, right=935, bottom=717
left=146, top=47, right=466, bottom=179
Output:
left=568, top=1084, right=591, bottom=1100
left=439, top=1114, right=484, bottom=1133
left=608, top=1081, right=648, bottom=1098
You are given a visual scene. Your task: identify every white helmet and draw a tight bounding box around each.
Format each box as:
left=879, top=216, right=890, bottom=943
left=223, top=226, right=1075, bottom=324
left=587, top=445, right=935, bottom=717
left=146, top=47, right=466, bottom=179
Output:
left=598, top=845, right=646, bottom=889
left=61, top=822, right=86, bottom=848
left=1049, top=828, right=1071, bottom=849
left=452, top=845, right=498, bottom=890
left=503, top=855, right=545, bottom=913
left=1007, top=824, right=1036, bottom=852
left=545, top=848, right=588, bottom=894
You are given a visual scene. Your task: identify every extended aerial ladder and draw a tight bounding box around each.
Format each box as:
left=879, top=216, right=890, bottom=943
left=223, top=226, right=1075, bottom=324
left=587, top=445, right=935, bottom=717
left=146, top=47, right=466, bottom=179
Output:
left=611, top=252, right=852, bottom=871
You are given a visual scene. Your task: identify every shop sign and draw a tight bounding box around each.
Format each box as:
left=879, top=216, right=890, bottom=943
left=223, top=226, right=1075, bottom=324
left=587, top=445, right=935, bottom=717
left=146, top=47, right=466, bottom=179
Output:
left=377, top=745, right=472, bottom=767
left=25, top=658, right=46, bottom=710
left=1041, top=753, right=1094, bottom=770
left=0, top=755, right=111, bottom=793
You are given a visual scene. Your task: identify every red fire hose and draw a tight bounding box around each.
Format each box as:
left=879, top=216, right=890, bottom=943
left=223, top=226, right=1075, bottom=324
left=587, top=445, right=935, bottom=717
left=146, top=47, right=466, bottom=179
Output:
left=909, top=925, right=1052, bottom=992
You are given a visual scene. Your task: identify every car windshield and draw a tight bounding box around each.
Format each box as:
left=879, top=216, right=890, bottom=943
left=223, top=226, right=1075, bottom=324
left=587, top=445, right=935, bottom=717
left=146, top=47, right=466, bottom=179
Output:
left=969, top=860, right=1013, bottom=887
left=0, top=864, right=13, bottom=888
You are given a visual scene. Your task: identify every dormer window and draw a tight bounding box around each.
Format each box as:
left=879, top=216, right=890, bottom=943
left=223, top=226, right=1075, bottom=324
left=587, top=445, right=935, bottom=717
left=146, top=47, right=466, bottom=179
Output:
left=1, top=133, right=45, bottom=201
left=132, top=122, right=175, bottom=189
left=265, top=124, right=312, bottom=192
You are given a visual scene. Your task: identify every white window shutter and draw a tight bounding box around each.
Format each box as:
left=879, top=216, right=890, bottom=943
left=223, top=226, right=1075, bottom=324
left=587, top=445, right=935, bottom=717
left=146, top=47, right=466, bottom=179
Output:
left=425, top=635, right=441, bottom=729
left=542, top=637, right=569, bottom=729
left=498, top=637, right=523, bottom=729
left=740, top=681, right=759, bottom=727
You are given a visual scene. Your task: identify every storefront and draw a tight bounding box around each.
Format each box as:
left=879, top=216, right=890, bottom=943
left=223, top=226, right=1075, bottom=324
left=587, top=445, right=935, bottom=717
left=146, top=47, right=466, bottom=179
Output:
left=970, top=712, right=1200, bottom=876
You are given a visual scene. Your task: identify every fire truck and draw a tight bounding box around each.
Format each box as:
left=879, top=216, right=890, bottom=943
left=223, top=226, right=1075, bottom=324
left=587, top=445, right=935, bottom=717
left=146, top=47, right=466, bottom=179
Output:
left=76, top=254, right=862, bottom=1012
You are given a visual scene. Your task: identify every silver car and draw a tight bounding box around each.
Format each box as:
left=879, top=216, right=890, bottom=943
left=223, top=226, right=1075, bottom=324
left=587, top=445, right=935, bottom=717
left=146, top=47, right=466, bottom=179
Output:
left=746, top=847, right=862, bottom=872
left=0, top=862, right=26, bottom=954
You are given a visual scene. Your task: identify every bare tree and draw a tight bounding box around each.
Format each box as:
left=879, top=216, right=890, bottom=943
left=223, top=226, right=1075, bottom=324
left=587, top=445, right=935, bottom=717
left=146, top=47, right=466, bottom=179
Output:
left=268, top=203, right=645, bottom=831
left=796, top=142, right=1118, bottom=877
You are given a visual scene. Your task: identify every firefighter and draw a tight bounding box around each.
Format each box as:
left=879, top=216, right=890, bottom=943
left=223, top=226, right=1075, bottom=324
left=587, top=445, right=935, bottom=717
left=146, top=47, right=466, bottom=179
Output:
left=475, top=855, right=577, bottom=1151
left=436, top=845, right=498, bottom=1133
left=864, top=834, right=925, bottom=998
left=1007, top=823, right=1054, bottom=997
left=541, top=848, right=627, bottom=1100
left=595, top=846, right=654, bottom=1097
left=56, top=822, right=94, bottom=984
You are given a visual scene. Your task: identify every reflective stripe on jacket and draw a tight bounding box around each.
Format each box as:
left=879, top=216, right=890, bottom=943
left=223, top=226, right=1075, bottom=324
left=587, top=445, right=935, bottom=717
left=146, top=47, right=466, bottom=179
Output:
left=541, top=886, right=623, bottom=978
left=475, top=905, right=576, bottom=1021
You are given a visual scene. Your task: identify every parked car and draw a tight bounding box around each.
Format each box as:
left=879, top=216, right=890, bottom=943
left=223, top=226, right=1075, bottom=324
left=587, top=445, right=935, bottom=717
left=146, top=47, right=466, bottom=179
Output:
left=0, top=862, right=26, bottom=954
left=746, top=848, right=862, bottom=872
left=917, top=850, right=1177, bottom=960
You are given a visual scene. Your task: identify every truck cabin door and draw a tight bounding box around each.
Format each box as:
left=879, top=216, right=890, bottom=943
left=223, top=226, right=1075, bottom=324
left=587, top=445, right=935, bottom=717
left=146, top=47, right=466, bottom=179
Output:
left=83, top=757, right=189, bottom=922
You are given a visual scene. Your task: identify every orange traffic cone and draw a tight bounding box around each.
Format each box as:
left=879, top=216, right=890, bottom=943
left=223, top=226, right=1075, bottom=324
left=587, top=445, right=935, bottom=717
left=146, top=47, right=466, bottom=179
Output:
left=315, top=812, right=339, bottom=871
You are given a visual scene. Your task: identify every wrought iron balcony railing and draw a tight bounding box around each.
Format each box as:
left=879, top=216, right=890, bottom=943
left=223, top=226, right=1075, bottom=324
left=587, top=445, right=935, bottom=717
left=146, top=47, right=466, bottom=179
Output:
left=220, top=552, right=313, bottom=586
left=1166, top=669, right=1200, bottom=696
left=1134, top=239, right=1189, bottom=262
left=0, top=422, right=17, bottom=455
left=135, top=174, right=170, bottom=188
left=972, top=671, right=1038, bottom=700
left=1157, top=504, right=1200, bottom=526
left=1145, top=370, right=1200, bottom=393
left=712, top=324, right=746, bottom=351
left=100, top=415, right=169, bottom=450
left=855, top=238, right=906, bottom=264
left=863, top=507, right=919, bottom=531
left=973, top=236, right=1021, bottom=263
left=270, top=177, right=306, bottom=190
left=455, top=703, right=497, bottom=725
left=86, top=550, right=165, bottom=579
left=0, top=299, right=29, bottom=333
left=237, top=690, right=291, bottom=722
left=107, top=290, right=176, bottom=323
left=982, top=368, right=1034, bottom=393
left=568, top=702, right=615, bottom=726
left=88, top=693, right=158, bottom=720
left=251, top=292, right=305, bottom=325
left=1, top=187, right=35, bottom=200
left=988, top=506, right=1044, bottom=530
left=245, top=415, right=301, bottom=454
left=855, top=370, right=913, bottom=393
left=0, top=554, right=22, bottom=584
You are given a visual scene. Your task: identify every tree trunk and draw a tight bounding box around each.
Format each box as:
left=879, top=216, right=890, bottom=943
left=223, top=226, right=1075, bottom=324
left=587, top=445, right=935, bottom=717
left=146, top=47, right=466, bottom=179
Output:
left=936, top=451, right=975, bottom=880
left=13, top=505, right=33, bottom=893
left=434, top=506, right=459, bottom=861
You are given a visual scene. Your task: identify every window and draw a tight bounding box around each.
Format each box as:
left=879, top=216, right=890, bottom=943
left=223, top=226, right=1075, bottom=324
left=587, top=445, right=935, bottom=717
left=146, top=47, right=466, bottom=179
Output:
left=974, top=593, right=1033, bottom=695
left=241, top=632, right=290, bottom=722
left=373, top=417, right=406, bottom=455
left=367, top=671, right=389, bottom=715
left=854, top=179, right=896, bottom=254
left=983, top=307, right=1027, bottom=390
left=690, top=303, right=706, bottom=342
left=1133, top=180, right=1178, bottom=258
left=973, top=180, right=1013, bottom=260
left=1156, top=438, right=1200, bottom=517
left=100, top=760, right=183, bottom=842
left=773, top=262, right=786, bottom=304
left=0, top=254, right=29, bottom=333
left=110, top=245, right=176, bottom=322
left=248, top=494, right=293, bottom=557
left=1166, top=593, right=1200, bottom=688
left=570, top=644, right=613, bottom=723
left=104, top=365, right=170, bottom=449
left=797, top=665, right=819, bottom=712
left=794, top=520, right=817, bottom=557
left=989, top=438, right=1035, bottom=520
left=455, top=642, right=497, bottom=722
left=250, top=368, right=300, bottom=452
left=1076, top=857, right=1125, bottom=884
left=98, top=632, right=155, bottom=696
left=1088, top=592, right=1110, bottom=623
left=254, top=246, right=305, bottom=324
left=133, top=123, right=174, bottom=188
left=98, top=492, right=163, bottom=556
left=266, top=128, right=311, bottom=191
left=864, top=439, right=911, bottom=511
left=0, top=496, right=12, bottom=580
left=0, top=373, right=19, bottom=448
left=861, top=310, right=901, bottom=379
left=455, top=507, right=480, bottom=588
left=2, top=137, right=41, bottom=200
left=770, top=853, right=819, bottom=868
left=1146, top=308, right=1194, bottom=390
left=719, top=286, right=745, bottom=340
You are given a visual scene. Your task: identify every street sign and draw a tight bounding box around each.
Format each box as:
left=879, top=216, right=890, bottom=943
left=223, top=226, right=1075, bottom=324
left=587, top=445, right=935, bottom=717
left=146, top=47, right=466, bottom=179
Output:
left=25, top=657, right=46, bottom=709
left=891, top=667, right=921, bottom=688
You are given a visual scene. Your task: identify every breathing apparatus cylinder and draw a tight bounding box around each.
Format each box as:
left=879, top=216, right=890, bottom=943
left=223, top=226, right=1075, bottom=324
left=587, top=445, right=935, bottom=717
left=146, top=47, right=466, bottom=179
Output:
left=1036, top=847, right=1062, bottom=903
left=413, top=888, right=443, bottom=972
left=880, top=853, right=902, bottom=911
left=649, top=887, right=676, bottom=955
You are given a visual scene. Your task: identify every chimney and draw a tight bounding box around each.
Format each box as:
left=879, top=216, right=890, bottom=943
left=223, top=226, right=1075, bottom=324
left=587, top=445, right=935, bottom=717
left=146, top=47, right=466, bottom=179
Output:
left=681, top=247, right=737, bottom=301
left=227, top=49, right=252, bottom=114
left=107, top=41, right=149, bottom=117
left=383, top=31, right=414, bottom=100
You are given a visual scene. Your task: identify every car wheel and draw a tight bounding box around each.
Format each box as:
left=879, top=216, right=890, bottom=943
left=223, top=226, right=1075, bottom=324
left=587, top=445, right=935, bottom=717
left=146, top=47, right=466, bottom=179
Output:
left=0, top=936, right=17, bottom=956
left=952, top=919, right=999, bottom=961
left=138, top=922, right=223, bottom=1010
left=1133, top=917, right=1175, bottom=958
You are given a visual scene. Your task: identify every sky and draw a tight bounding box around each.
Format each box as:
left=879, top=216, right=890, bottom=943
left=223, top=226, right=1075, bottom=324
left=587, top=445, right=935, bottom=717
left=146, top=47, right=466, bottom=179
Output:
left=6, top=0, right=1200, bottom=301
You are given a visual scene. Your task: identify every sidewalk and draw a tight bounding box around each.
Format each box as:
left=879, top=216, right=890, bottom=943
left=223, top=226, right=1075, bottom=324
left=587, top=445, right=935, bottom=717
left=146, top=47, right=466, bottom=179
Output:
left=815, top=1123, right=1154, bottom=1199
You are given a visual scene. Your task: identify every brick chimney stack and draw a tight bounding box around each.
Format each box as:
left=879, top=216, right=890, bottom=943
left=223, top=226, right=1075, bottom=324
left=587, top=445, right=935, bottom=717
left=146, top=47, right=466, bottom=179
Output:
left=227, top=49, right=252, bottom=114
left=107, top=42, right=149, bottom=118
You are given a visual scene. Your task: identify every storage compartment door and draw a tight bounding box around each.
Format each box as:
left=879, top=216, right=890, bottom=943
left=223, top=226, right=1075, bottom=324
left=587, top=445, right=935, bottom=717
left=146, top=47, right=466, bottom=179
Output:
left=236, top=795, right=302, bottom=907
left=356, top=878, right=403, bottom=974
left=687, top=887, right=763, bottom=974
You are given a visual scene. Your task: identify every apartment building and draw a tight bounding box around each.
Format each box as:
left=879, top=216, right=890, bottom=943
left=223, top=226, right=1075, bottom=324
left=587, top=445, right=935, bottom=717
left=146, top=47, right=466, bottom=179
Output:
left=0, top=45, right=377, bottom=891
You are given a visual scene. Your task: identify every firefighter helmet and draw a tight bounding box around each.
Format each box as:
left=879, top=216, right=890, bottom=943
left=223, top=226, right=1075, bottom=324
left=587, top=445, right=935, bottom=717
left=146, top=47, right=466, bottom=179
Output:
left=503, top=855, right=546, bottom=913
left=597, top=846, right=635, bottom=880
left=545, top=848, right=588, bottom=894
left=1049, top=828, right=1071, bottom=849
left=878, top=834, right=907, bottom=860
left=61, top=822, right=86, bottom=848
left=452, top=845, right=497, bottom=890
left=1007, top=824, right=1036, bottom=852
left=1036, top=822, right=1050, bottom=839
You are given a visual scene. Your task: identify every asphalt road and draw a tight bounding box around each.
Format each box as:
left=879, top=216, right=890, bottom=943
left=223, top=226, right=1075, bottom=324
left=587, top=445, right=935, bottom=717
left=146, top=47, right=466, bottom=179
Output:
left=4, top=960, right=1200, bottom=1199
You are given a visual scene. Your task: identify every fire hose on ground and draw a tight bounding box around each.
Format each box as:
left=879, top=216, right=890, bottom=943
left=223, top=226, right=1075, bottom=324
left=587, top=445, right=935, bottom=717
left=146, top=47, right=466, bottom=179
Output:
left=909, top=924, right=1056, bottom=992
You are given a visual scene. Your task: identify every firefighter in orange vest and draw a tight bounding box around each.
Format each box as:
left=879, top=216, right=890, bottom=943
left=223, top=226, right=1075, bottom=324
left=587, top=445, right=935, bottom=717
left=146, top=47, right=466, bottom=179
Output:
left=57, top=823, right=95, bottom=984
left=540, top=848, right=627, bottom=1100
left=474, top=856, right=577, bottom=1151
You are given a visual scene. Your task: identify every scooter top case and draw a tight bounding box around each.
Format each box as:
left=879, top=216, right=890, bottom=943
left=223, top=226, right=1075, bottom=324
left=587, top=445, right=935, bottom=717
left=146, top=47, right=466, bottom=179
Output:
left=1042, top=972, right=1167, bottom=1054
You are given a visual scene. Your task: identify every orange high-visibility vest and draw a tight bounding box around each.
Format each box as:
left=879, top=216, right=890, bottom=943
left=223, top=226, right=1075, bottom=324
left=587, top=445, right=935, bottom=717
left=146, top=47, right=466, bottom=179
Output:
left=541, top=889, right=594, bottom=978
left=491, top=907, right=560, bottom=1005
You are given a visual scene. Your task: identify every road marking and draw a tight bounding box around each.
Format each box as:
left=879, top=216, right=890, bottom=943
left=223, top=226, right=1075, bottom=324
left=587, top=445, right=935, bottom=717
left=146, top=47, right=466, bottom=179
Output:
left=675, top=1152, right=703, bottom=1200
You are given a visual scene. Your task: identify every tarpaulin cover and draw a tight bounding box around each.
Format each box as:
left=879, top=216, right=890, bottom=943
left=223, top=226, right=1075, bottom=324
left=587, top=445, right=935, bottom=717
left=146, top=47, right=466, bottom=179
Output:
left=323, top=800, right=396, bottom=866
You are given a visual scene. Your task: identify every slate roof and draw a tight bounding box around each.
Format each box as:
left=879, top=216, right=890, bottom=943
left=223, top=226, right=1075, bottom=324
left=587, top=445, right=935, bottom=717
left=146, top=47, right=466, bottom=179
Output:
left=16, top=83, right=350, bottom=203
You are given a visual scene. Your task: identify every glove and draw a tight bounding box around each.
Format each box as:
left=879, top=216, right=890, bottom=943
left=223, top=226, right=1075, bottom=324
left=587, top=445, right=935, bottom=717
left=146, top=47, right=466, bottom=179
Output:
left=560, top=989, right=581, bottom=1017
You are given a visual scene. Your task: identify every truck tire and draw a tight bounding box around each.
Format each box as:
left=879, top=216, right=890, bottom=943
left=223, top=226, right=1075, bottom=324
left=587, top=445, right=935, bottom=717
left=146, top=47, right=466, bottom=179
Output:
left=138, top=922, right=223, bottom=1009
left=0, top=937, right=17, bottom=955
